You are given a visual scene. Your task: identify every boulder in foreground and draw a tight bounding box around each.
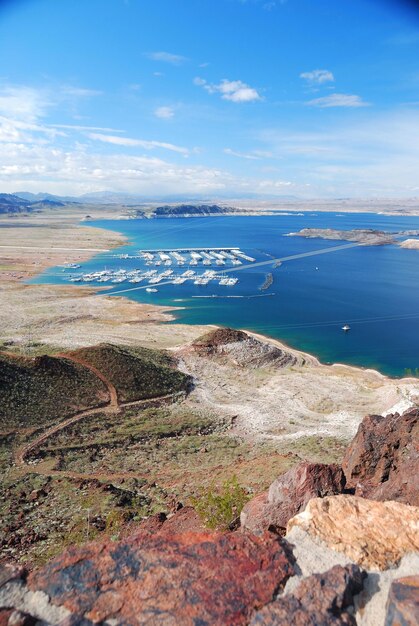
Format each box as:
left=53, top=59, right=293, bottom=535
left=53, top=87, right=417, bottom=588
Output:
left=241, top=462, right=346, bottom=534
left=28, top=530, right=294, bottom=625
left=250, top=564, right=365, bottom=626
left=287, top=495, right=419, bottom=571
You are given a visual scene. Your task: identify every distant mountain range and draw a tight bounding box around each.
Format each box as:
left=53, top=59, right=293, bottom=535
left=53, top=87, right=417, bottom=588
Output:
left=13, top=190, right=300, bottom=205
left=0, top=193, right=65, bottom=214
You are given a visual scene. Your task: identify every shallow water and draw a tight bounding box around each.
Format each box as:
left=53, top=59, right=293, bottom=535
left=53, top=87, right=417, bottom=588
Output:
left=33, top=212, right=419, bottom=377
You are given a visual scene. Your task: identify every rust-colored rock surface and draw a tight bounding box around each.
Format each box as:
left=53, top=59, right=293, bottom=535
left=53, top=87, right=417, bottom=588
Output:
left=385, top=575, right=419, bottom=626
left=28, top=530, right=294, bottom=625
left=241, top=463, right=346, bottom=534
left=250, top=564, right=365, bottom=625
left=240, top=492, right=272, bottom=534
left=158, top=506, right=207, bottom=535
left=342, top=408, right=419, bottom=505
left=287, top=495, right=419, bottom=571
left=0, top=610, right=13, bottom=626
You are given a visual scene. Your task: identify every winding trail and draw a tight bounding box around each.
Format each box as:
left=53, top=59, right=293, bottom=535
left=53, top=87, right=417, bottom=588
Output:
left=10, top=350, right=185, bottom=478
left=56, top=352, right=119, bottom=409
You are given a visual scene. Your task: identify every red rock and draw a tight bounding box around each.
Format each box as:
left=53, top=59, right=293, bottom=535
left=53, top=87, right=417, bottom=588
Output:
left=28, top=530, right=294, bottom=625
left=250, top=564, right=365, bottom=625
left=241, top=463, right=345, bottom=534
left=342, top=408, right=419, bottom=505
left=159, top=506, right=207, bottom=535
left=136, top=511, right=167, bottom=533
left=385, top=575, right=419, bottom=626
left=0, top=610, right=13, bottom=626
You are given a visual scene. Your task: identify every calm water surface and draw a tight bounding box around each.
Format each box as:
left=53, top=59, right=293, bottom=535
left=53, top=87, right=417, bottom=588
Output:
left=33, top=212, right=419, bottom=377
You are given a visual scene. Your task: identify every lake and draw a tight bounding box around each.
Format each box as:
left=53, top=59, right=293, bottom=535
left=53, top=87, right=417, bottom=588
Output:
left=33, top=211, right=419, bottom=377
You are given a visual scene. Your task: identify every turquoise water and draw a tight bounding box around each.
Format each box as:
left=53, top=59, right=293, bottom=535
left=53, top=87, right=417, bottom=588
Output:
left=33, top=212, right=419, bottom=377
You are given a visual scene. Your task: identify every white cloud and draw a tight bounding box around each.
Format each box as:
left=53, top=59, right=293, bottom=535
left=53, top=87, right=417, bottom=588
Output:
left=0, top=116, right=65, bottom=143
left=300, top=69, right=334, bottom=85
left=0, top=142, right=232, bottom=196
left=146, top=51, right=186, bottom=65
left=154, top=106, right=175, bottom=119
left=256, top=110, right=419, bottom=195
left=195, top=77, right=261, bottom=102
left=49, top=124, right=125, bottom=133
left=60, top=86, right=102, bottom=97
left=258, top=179, right=293, bottom=188
left=224, top=148, right=273, bottom=160
left=86, top=132, right=189, bottom=154
left=0, top=83, right=102, bottom=124
left=0, top=86, right=51, bottom=122
left=306, top=93, right=369, bottom=108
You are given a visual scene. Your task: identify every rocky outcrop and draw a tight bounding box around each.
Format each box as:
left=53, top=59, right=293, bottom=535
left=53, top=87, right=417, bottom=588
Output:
left=26, top=531, right=294, bottom=625
left=191, top=328, right=298, bottom=368
left=152, top=204, right=234, bottom=217
left=287, top=495, right=419, bottom=571
left=250, top=564, right=365, bottom=625
left=385, top=576, right=419, bottom=626
left=342, top=408, right=419, bottom=505
left=241, top=463, right=346, bottom=534
left=288, top=228, right=395, bottom=245
left=284, top=528, right=419, bottom=626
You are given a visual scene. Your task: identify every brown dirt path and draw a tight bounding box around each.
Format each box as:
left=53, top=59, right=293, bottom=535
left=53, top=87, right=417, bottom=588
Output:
left=14, top=391, right=184, bottom=471
left=57, top=352, right=119, bottom=408
left=5, top=348, right=185, bottom=478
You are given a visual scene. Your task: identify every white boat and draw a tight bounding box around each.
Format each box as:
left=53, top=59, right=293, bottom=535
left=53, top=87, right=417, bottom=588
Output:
left=146, top=288, right=158, bottom=293
left=342, top=325, right=351, bottom=332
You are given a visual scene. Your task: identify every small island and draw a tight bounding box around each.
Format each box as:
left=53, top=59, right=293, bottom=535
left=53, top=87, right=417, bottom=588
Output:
left=287, top=228, right=395, bottom=245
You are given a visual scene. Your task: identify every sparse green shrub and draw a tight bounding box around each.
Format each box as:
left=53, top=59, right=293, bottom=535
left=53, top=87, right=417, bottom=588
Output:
left=105, top=509, right=129, bottom=539
left=191, top=476, right=250, bottom=531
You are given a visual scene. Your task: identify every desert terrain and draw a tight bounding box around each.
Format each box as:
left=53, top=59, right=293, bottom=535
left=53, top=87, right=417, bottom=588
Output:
left=1, top=207, right=418, bottom=438
left=1, top=206, right=418, bottom=566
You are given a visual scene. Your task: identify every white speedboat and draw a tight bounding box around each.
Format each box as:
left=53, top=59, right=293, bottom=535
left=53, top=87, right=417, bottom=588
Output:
left=146, top=288, right=158, bottom=293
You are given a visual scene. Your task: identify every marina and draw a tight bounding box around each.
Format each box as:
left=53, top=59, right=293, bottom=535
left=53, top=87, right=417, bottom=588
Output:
left=63, top=247, right=254, bottom=290
left=32, top=213, right=419, bottom=376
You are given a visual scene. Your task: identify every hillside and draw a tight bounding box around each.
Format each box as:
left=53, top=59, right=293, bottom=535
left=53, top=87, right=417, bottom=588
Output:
left=67, top=344, right=192, bottom=402
left=0, top=352, right=109, bottom=428
left=0, top=194, right=33, bottom=214
left=0, top=344, right=191, bottom=428
left=0, top=194, right=67, bottom=214
left=190, top=327, right=299, bottom=368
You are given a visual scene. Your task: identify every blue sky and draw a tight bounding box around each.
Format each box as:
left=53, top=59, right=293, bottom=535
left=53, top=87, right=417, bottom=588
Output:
left=0, top=0, right=418, bottom=198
